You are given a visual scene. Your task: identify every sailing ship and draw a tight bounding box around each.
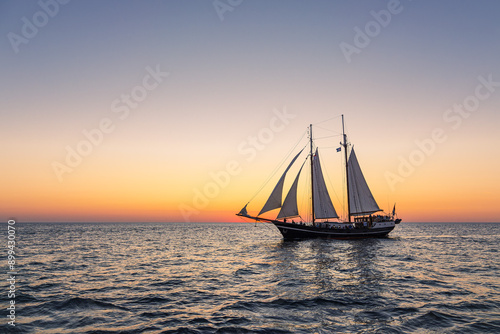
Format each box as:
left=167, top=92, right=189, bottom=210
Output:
left=236, top=115, right=401, bottom=240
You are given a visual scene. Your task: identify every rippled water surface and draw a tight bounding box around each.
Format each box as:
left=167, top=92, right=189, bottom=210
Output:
left=2, top=222, right=499, bottom=333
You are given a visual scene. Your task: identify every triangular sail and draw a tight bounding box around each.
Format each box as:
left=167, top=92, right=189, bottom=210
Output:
left=238, top=204, right=249, bottom=217
left=312, top=149, right=338, bottom=219
left=258, top=148, right=304, bottom=216
left=347, top=148, right=381, bottom=215
left=277, top=161, right=305, bottom=219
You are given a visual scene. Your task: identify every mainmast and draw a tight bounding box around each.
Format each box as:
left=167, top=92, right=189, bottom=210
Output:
left=342, top=115, right=351, bottom=222
left=309, top=124, right=315, bottom=223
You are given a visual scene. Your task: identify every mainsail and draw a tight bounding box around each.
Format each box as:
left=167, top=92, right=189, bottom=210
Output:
left=312, top=149, right=338, bottom=219
left=347, top=148, right=381, bottom=215
left=258, top=148, right=304, bottom=216
left=276, top=162, right=305, bottom=219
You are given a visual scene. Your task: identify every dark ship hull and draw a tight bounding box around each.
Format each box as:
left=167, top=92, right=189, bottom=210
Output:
left=272, top=221, right=396, bottom=240
left=237, top=213, right=401, bottom=240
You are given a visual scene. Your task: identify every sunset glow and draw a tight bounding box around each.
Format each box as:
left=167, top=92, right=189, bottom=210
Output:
left=2, top=1, right=499, bottom=223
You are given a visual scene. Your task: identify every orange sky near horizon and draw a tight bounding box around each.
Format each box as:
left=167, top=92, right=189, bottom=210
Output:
left=4, top=122, right=499, bottom=223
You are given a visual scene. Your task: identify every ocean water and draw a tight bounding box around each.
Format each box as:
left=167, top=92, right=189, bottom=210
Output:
left=2, top=222, right=499, bottom=333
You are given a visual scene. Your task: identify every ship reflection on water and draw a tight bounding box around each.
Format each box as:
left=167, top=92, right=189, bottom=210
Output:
left=271, top=238, right=387, bottom=298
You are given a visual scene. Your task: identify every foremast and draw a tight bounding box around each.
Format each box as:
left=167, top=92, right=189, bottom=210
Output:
left=309, top=124, right=315, bottom=224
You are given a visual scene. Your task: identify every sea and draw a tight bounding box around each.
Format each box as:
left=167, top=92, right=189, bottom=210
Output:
left=1, top=222, right=499, bottom=333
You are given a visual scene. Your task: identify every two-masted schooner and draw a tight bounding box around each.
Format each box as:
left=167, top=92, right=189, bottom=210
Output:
left=236, top=115, right=401, bottom=239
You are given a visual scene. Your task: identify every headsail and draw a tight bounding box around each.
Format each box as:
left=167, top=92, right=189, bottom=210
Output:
left=312, top=149, right=338, bottom=219
left=238, top=203, right=249, bottom=217
left=258, top=148, right=304, bottom=216
left=277, top=161, right=305, bottom=219
left=347, top=148, right=381, bottom=215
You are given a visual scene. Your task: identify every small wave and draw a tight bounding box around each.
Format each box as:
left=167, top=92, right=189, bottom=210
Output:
left=216, top=327, right=292, bottom=334
left=466, top=319, right=500, bottom=333
left=149, top=278, right=185, bottom=287
left=13, top=293, right=39, bottom=304
left=159, top=326, right=209, bottom=334
left=219, top=316, right=252, bottom=326
left=447, top=300, right=497, bottom=312
left=354, top=310, right=392, bottom=324
left=221, top=296, right=348, bottom=313
left=0, top=323, right=32, bottom=334
left=139, top=310, right=169, bottom=318
left=30, top=282, right=63, bottom=291
left=387, top=306, right=420, bottom=316
left=134, top=296, right=171, bottom=304
left=25, top=261, right=45, bottom=266
left=402, top=310, right=463, bottom=331
left=187, top=317, right=213, bottom=326
left=234, top=267, right=256, bottom=276
left=45, top=297, right=129, bottom=311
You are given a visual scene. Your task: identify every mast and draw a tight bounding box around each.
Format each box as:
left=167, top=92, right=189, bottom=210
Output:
left=342, top=115, right=351, bottom=222
left=310, top=124, right=315, bottom=223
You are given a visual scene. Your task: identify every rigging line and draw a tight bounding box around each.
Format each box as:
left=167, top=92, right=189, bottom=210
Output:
left=313, top=114, right=343, bottom=126
left=246, top=131, right=307, bottom=204
left=314, top=135, right=341, bottom=140
left=261, top=222, right=276, bottom=232
left=312, top=124, right=342, bottom=135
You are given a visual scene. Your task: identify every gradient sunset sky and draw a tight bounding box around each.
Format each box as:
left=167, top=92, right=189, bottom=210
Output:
left=2, top=0, right=499, bottom=223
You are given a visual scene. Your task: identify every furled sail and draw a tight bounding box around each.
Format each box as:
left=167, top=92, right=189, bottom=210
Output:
left=312, top=149, right=338, bottom=219
left=277, top=162, right=305, bottom=219
left=258, top=148, right=304, bottom=216
left=347, top=148, right=381, bottom=215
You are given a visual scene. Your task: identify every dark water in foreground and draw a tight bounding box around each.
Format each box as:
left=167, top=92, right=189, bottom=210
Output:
left=1, top=222, right=499, bottom=333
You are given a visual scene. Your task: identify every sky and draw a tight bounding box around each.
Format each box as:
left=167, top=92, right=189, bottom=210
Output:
left=1, top=0, right=499, bottom=223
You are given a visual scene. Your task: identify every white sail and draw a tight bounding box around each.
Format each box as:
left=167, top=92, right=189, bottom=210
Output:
left=258, top=148, right=304, bottom=216
left=312, top=149, right=338, bottom=219
left=348, top=148, right=381, bottom=215
left=277, top=162, right=305, bottom=219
